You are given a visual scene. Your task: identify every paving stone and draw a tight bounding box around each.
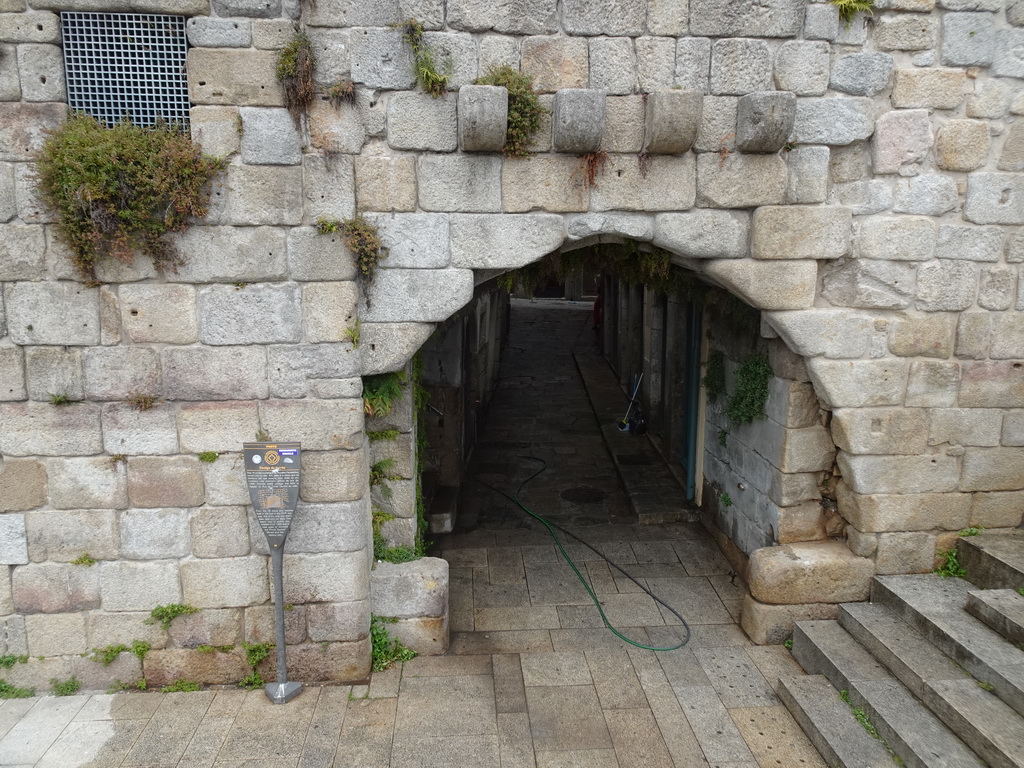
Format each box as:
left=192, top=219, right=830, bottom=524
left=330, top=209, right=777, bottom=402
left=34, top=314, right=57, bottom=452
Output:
left=674, top=684, right=757, bottom=763
left=526, top=684, right=611, bottom=751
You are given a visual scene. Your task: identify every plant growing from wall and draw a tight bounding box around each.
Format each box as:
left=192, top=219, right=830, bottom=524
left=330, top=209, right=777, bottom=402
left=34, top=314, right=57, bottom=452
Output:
left=316, top=215, right=389, bottom=292
left=830, top=0, right=874, bottom=24
left=725, top=354, right=772, bottom=424
left=363, top=371, right=407, bottom=418
left=145, top=603, right=198, bottom=631
left=49, top=393, right=75, bottom=406
left=239, top=641, right=274, bottom=689
left=71, top=552, right=96, bottom=567
left=327, top=77, right=357, bottom=108
left=0, top=655, right=27, bottom=669
left=197, top=452, right=219, bottom=463
left=370, top=615, right=417, bottom=671
left=277, top=32, right=316, bottom=125
left=0, top=680, right=34, bottom=699
left=51, top=676, right=82, bottom=696
left=161, top=679, right=201, bottom=693
left=936, top=548, right=967, bottom=579
left=125, top=392, right=158, bottom=411
left=369, top=458, right=400, bottom=500
left=402, top=18, right=448, bottom=97
left=367, top=429, right=400, bottom=442
left=344, top=318, right=361, bottom=347
left=36, top=114, right=225, bottom=278
left=475, top=66, right=546, bottom=158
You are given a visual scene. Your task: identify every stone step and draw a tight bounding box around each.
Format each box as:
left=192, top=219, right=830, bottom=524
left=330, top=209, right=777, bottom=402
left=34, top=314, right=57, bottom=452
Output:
left=873, top=574, right=1024, bottom=717
left=958, top=532, right=1024, bottom=592
left=793, top=620, right=985, bottom=768
left=840, top=602, right=1024, bottom=768
left=967, top=589, right=1024, bottom=651
left=777, top=674, right=896, bottom=768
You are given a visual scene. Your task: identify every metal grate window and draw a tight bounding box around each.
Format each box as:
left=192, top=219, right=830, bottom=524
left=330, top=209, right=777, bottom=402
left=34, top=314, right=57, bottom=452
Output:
left=61, top=12, right=190, bottom=130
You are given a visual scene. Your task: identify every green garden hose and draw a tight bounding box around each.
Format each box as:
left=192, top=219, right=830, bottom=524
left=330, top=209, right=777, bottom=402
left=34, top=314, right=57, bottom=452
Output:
left=475, top=456, right=690, bottom=652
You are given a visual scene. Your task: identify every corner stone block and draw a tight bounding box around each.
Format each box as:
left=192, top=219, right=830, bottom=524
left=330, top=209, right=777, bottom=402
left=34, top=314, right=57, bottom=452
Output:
left=964, top=172, right=1024, bottom=225
left=0, top=458, right=45, bottom=512
left=763, top=309, right=873, bottom=359
left=0, top=515, right=27, bottom=565
left=821, top=259, right=915, bottom=310
left=178, top=401, right=261, bottom=454
left=188, top=49, right=284, bottom=107
left=181, top=557, right=269, bottom=609
left=698, top=260, right=817, bottom=310
left=127, top=456, right=205, bottom=509
left=449, top=213, right=565, bottom=270
left=791, top=97, right=875, bottom=146
left=370, top=557, right=448, bottom=618
left=521, top=36, right=588, bottom=92
left=283, top=551, right=369, bottom=604
left=740, top=594, right=838, bottom=645
left=48, top=457, right=128, bottom=510
left=120, top=508, right=191, bottom=560
left=551, top=89, right=605, bottom=154
left=198, top=283, right=302, bottom=345
left=747, top=541, right=874, bottom=605
left=696, top=153, right=787, bottom=209
left=654, top=210, right=749, bottom=259
left=83, top=347, right=161, bottom=400
left=303, top=281, right=358, bottom=344
left=359, top=323, right=435, bottom=376
left=872, top=109, right=933, bottom=175
left=0, top=401, right=102, bottom=456
left=6, top=282, right=99, bottom=346
left=857, top=217, right=935, bottom=262
left=751, top=206, right=851, bottom=260
left=268, top=344, right=361, bottom=399
left=806, top=359, right=908, bottom=408
left=24, top=510, right=118, bottom=564
left=970, top=491, right=1024, bottom=528
left=591, top=154, right=695, bottom=212
left=831, top=408, right=929, bottom=455
left=876, top=532, right=936, bottom=575
left=387, top=92, right=458, bottom=152
left=736, top=92, right=796, bottom=153
left=259, top=399, right=364, bottom=451
left=100, top=560, right=182, bottom=612
left=102, top=402, right=179, bottom=455
left=643, top=90, right=702, bottom=155
left=458, top=85, right=508, bottom=152
left=364, top=268, right=474, bottom=323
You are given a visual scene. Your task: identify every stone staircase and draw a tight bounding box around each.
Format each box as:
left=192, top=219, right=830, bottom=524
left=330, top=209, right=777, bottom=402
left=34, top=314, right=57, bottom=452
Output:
left=779, top=532, right=1024, bottom=768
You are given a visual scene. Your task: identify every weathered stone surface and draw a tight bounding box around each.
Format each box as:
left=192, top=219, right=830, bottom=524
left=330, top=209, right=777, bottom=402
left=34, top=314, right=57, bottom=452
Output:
left=16, top=43, right=64, bottom=102
left=287, top=226, right=357, bottom=281
left=644, top=90, right=701, bottom=154
left=858, top=217, right=935, bottom=262
left=0, top=514, right=26, bottom=565
left=561, top=0, right=645, bottom=35
left=588, top=37, right=635, bottom=95
left=118, top=284, right=198, bottom=345
left=167, top=608, right=243, bottom=649
left=876, top=15, right=937, bottom=50
left=764, top=309, right=874, bottom=359
left=690, top=0, right=804, bottom=37
left=592, top=154, right=695, bottom=212
left=307, top=600, right=368, bottom=643
left=748, top=541, right=873, bottom=605
left=186, top=16, right=252, bottom=48
left=143, top=648, right=248, bottom=687
left=964, top=172, right=1024, bottom=225
left=259, top=399, right=363, bottom=450
left=741, top=595, right=838, bottom=645
left=127, top=456, right=205, bottom=509
left=387, top=92, right=458, bottom=152
left=990, top=313, right=1024, bottom=359
left=101, top=560, right=182, bottom=612
left=978, top=266, right=1014, bottom=311
left=999, top=121, right=1024, bottom=173
left=360, top=324, right=434, bottom=376
left=302, top=281, right=358, bottom=344
left=83, top=347, right=161, bottom=401
left=970, top=79, right=1012, bottom=119
left=550, top=89, right=604, bottom=153
left=363, top=268, right=473, bottom=324
left=804, top=3, right=839, bottom=40
left=792, top=98, right=875, bottom=146
left=995, top=29, right=1024, bottom=78
left=0, top=346, right=26, bottom=402
left=190, top=506, right=250, bottom=559
left=961, top=361, right=1024, bottom=408
left=935, top=224, right=1002, bottom=263
left=223, top=164, right=303, bottom=226
left=102, top=402, right=178, bottom=455
left=774, top=40, right=829, bottom=96
left=0, top=43, right=16, bottom=100
left=245, top=602, right=307, bottom=645
left=283, top=551, right=368, bottom=603
left=961, top=447, right=1024, bottom=491
left=736, top=92, right=795, bottom=153
left=252, top=499, right=367, bottom=555
left=635, top=36, right=675, bottom=92
left=934, top=119, right=990, bottom=172
left=501, top=156, right=587, bottom=213
left=48, top=457, right=127, bottom=510
left=888, top=312, right=955, bottom=358
left=239, top=107, right=301, bottom=165
left=212, top=0, right=281, bottom=17
left=929, top=408, right=1002, bottom=449
left=418, top=154, right=501, bottom=213
left=831, top=408, right=928, bottom=457
left=198, top=283, right=301, bottom=346
left=458, top=85, right=508, bottom=152
left=830, top=53, right=893, bottom=97
left=806, top=359, right=907, bottom=408
left=694, top=95, right=737, bottom=153
left=916, top=260, right=977, bottom=311
left=181, top=557, right=269, bottom=608
left=307, top=98, right=365, bottom=155
left=417, top=32, right=476, bottom=90
left=893, top=174, right=958, bottom=217
left=709, top=38, right=772, bottom=95
left=202, top=452, right=251, bottom=506
left=268, top=344, right=360, bottom=399
left=840, top=484, right=968, bottom=535
left=164, top=347, right=269, bottom=401
left=0, top=459, right=45, bottom=513
left=906, top=360, right=959, bottom=408
left=696, top=153, right=787, bottom=208
left=25, top=613, right=86, bottom=656
left=0, top=10, right=59, bottom=42
left=873, top=109, right=932, bottom=175
left=521, top=36, right=587, bottom=92
left=191, top=106, right=241, bottom=157
left=752, top=206, right=850, bottom=260
left=0, top=103, right=64, bottom=163
left=24, top=509, right=117, bottom=563
left=478, top=35, right=520, bottom=72
left=370, top=557, right=448, bottom=619
left=447, top=0, right=557, bottom=35
left=699, top=259, right=817, bottom=310
left=354, top=156, right=417, bottom=213
left=303, top=154, right=356, bottom=223
left=942, top=12, right=995, bottom=66
left=675, top=37, right=711, bottom=93
left=450, top=213, right=564, bottom=270
left=0, top=401, right=102, bottom=456
left=839, top=451, right=959, bottom=495
left=173, top=226, right=288, bottom=283
left=188, top=49, right=283, bottom=107
left=120, top=507, right=190, bottom=560
left=177, top=401, right=260, bottom=454
left=300, top=450, right=366, bottom=503
left=349, top=27, right=414, bottom=90
left=876, top=532, right=936, bottom=575
left=970, top=491, right=1024, bottom=528
left=891, top=68, right=966, bottom=109
left=6, top=282, right=99, bottom=345
left=654, top=210, right=749, bottom=259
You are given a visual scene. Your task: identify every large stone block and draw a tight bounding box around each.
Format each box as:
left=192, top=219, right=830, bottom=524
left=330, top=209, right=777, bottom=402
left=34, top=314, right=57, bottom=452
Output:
left=283, top=551, right=368, bottom=603
left=696, top=153, right=786, bottom=208
left=699, top=259, right=817, bottom=310
left=354, top=156, right=417, bottom=213
left=915, top=260, right=977, bottom=312
left=450, top=213, right=565, bottom=269
left=287, top=226, right=357, bottom=281
left=0, top=11, right=59, bottom=42
left=942, top=12, right=995, bottom=67
left=821, top=259, right=914, bottom=309
left=690, top=0, right=805, bottom=37
left=223, top=164, right=303, bottom=226
left=268, top=344, right=361, bottom=399
left=0, top=458, right=45, bottom=513
left=748, top=541, right=873, bottom=605
left=773, top=40, right=829, bottom=96
left=119, top=284, right=198, bottom=344
left=857, top=217, right=935, bottom=261
left=181, top=556, right=269, bottom=608
left=961, top=447, right=1024, bottom=491
left=763, top=309, right=873, bottom=359
left=48, top=457, right=128, bottom=510
left=0, top=103, right=64, bottom=163
left=13, top=43, right=63, bottom=101
left=838, top=483, right=970, bottom=534
left=120, top=507, right=190, bottom=560
left=363, top=268, right=474, bottom=323
left=102, top=402, right=178, bottom=456
left=838, top=452, right=959, bottom=495
left=100, top=560, right=182, bottom=612
left=741, top=595, right=838, bottom=645
left=252, top=499, right=368, bottom=554
left=807, top=359, right=907, bottom=408
left=25, top=509, right=118, bottom=563
left=188, top=49, right=283, bottom=107
left=303, top=154, right=356, bottom=224
left=999, top=121, right=1024, bottom=173
left=479, top=35, right=521, bottom=72
left=991, top=314, right=1024, bottom=359
left=521, top=36, right=587, bottom=92
left=0, top=401, right=102, bottom=456
left=561, top=0, right=644, bottom=35
left=418, top=154, right=501, bottom=212
left=752, top=206, right=850, bottom=260
left=6, top=282, right=99, bottom=345
left=186, top=16, right=252, bottom=48
left=693, top=95, right=737, bottom=153
left=936, top=224, right=1002, bottom=262
left=906, top=360, right=959, bottom=408
left=675, top=37, right=711, bottom=93
left=791, top=97, right=875, bottom=146
left=239, top=107, right=301, bottom=165
left=190, top=106, right=241, bottom=158
left=996, top=29, right=1024, bottom=78
left=83, top=347, right=161, bottom=401
left=307, top=99, right=366, bottom=156
left=0, top=346, right=26, bottom=402
left=831, top=180, right=892, bottom=215
left=709, top=39, right=772, bottom=96
left=359, top=324, right=434, bottom=377
left=654, top=210, right=749, bottom=259
left=0, top=514, right=26, bottom=565
left=164, top=346, right=270, bottom=401
left=969, top=491, right=1024, bottom=528
left=873, top=109, right=932, bottom=175
left=979, top=266, right=1014, bottom=311
left=964, top=172, right=1024, bottom=225
left=127, top=456, right=205, bottom=509
left=830, top=52, right=893, bottom=97
left=961, top=361, right=1024, bottom=408
left=931, top=408, right=1002, bottom=449
left=893, top=174, right=959, bottom=217
left=303, top=281, right=358, bottom=344
left=244, top=602, right=307, bottom=645
left=969, top=79, right=1012, bottom=119
left=143, top=647, right=248, bottom=687
left=876, top=15, right=937, bottom=50
left=458, top=85, right=508, bottom=152
left=167, top=607, right=243, bottom=650
left=300, top=449, right=366, bottom=503
left=177, top=401, right=260, bottom=454
left=305, top=0, right=400, bottom=26
left=588, top=37, right=635, bottom=95
left=259, top=399, right=363, bottom=450
left=25, top=612, right=86, bottom=656
left=202, top=452, right=251, bottom=506
left=876, top=532, right=936, bottom=575
left=888, top=313, right=955, bottom=358
left=831, top=407, right=928, bottom=456
left=591, top=154, right=696, bottom=212
left=551, top=89, right=604, bottom=153
left=349, top=28, right=415, bottom=90
left=190, top=506, right=250, bottom=559
left=370, top=557, right=447, bottom=618
left=500, top=156, right=587, bottom=213
left=173, top=226, right=288, bottom=283
left=387, top=92, right=457, bottom=152
left=891, top=68, right=966, bottom=109
left=735, top=92, right=795, bottom=153
left=306, top=600, right=368, bottom=643
left=0, top=42, right=16, bottom=101
left=421, top=31, right=478, bottom=91
left=635, top=36, right=676, bottom=92
left=198, top=283, right=301, bottom=345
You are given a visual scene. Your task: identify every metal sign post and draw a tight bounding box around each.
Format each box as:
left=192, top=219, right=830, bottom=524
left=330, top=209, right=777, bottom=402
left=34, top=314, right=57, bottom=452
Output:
left=243, top=442, right=302, bottom=704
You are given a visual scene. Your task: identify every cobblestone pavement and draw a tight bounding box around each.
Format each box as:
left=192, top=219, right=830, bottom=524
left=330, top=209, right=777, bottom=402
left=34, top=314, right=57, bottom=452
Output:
left=0, top=300, right=823, bottom=767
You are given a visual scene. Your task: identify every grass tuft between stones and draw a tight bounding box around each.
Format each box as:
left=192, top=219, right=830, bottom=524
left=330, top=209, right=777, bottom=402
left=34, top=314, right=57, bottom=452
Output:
left=370, top=615, right=416, bottom=671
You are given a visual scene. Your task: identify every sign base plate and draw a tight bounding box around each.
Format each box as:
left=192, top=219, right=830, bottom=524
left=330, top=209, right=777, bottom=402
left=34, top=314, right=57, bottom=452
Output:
left=265, top=681, right=302, bottom=704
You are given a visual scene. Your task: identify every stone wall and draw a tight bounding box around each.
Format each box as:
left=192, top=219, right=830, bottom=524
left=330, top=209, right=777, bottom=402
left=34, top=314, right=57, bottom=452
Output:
left=1, top=0, right=1024, bottom=674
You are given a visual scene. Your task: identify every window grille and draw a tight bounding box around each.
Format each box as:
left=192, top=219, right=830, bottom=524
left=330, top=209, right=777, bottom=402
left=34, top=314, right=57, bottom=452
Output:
left=60, top=12, right=191, bottom=130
